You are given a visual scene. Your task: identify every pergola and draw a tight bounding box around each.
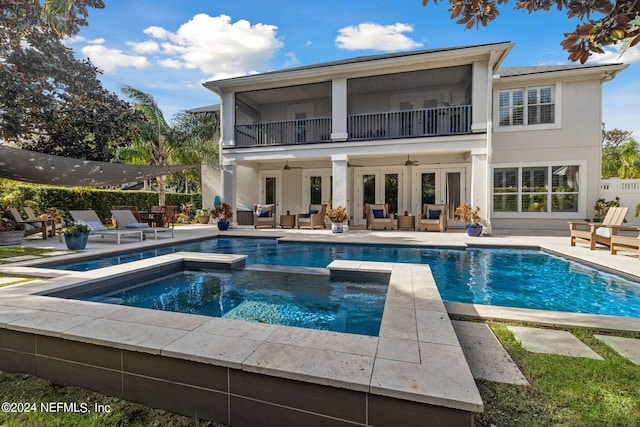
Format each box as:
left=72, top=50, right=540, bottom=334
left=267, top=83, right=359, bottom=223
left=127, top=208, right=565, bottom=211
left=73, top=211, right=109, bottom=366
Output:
left=0, top=145, right=195, bottom=187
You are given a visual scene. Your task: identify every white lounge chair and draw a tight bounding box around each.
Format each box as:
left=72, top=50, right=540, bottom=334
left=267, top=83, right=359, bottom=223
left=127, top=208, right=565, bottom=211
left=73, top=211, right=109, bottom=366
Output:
left=69, top=210, right=143, bottom=244
left=110, top=209, right=174, bottom=239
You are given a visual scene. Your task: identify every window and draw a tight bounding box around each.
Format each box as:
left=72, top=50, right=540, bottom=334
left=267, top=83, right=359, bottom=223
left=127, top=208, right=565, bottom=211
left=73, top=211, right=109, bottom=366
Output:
left=499, top=86, right=554, bottom=127
left=493, top=165, right=579, bottom=213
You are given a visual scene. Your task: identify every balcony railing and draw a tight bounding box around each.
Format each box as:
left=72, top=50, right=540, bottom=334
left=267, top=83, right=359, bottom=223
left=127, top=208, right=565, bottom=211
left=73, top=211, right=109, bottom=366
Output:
left=233, top=105, right=471, bottom=147
left=348, top=105, right=472, bottom=140
left=235, top=118, right=332, bottom=147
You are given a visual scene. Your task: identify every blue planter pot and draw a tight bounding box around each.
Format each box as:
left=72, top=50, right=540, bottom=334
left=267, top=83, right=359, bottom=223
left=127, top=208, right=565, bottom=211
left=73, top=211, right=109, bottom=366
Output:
left=217, top=220, right=229, bottom=231
left=64, top=232, right=89, bottom=250
left=465, top=224, right=483, bottom=237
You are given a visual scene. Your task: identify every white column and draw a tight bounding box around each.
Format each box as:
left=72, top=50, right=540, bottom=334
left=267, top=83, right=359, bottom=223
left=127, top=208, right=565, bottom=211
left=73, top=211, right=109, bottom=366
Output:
left=331, top=78, right=348, bottom=141
left=221, top=159, right=237, bottom=227
left=221, top=91, right=236, bottom=147
left=331, top=154, right=349, bottom=213
left=470, top=149, right=492, bottom=234
left=471, top=60, right=489, bottom=133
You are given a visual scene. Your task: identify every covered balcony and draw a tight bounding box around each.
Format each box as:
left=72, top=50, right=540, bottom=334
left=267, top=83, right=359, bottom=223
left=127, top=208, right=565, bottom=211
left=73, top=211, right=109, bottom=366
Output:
left=232, top=65, right=474, bottom=148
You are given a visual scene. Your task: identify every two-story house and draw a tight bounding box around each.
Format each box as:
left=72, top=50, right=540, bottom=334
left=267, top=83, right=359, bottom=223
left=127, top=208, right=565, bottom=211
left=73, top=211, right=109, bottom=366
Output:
left=201, top=42, right=626, bottom=231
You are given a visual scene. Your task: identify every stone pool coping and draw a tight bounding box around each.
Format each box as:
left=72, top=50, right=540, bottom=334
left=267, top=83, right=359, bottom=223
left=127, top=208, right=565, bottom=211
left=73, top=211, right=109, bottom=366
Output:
left=0, top=252, right=483, bottom=416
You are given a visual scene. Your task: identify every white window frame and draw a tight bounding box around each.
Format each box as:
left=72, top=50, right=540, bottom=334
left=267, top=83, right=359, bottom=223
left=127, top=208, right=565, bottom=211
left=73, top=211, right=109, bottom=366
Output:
left=494, top=83, right=561, bottom=132
left=491, top=161, right=586, bottom=219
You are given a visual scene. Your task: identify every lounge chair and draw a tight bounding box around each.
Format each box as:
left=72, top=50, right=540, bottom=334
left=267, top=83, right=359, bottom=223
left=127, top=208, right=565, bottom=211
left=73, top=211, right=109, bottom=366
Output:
left=417, top=203, right=448, bottom=232
left=365, top=203, right=394, bottom=230
left=9, top=207, right=50, bottom=239
left=69, top=210, right=143, bottom=244
left=112, top=205, right=142, bottom=222
left=610, top=226, right=640, bottom=259
left=110, top=209, right=174, bottom=239
left=298, top=204, right=326, bottom=229
left=568, top=206, right=629, bottom=250
left=253, top=204, right=276, bottom=228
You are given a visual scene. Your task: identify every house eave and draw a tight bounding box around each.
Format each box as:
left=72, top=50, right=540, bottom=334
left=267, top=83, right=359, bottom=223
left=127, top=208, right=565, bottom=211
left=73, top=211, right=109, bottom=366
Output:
left=203, top=42, right=515, bottom=95
left=493, top=63, right=628, bottom=84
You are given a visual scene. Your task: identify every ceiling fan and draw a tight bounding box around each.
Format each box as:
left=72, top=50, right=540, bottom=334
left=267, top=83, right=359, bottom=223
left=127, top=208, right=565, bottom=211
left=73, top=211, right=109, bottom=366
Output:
left=404, top=155, right=418, bottom=166
left=283, top=161, right=302, bottom=171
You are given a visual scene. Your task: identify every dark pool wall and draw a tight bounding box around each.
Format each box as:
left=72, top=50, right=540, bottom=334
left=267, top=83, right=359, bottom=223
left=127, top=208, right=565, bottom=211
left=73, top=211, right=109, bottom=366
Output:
left=0, top=328, right=474, bottom=427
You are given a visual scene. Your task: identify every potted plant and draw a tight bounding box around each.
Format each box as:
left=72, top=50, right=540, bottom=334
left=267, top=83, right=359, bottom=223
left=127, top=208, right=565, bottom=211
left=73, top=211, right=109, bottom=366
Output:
left=196, top=208, right=211, bottom=224
left=454, top=204, right=482, bottom=237
left=593, top=197, right=621, bottom=222
left=0, top=205, right=25, bottom=246
left=61, top=221, right=91, bottom=250
left=212, top=202, right=233, bottom=230
left=327, top=205, right=348, bottom=233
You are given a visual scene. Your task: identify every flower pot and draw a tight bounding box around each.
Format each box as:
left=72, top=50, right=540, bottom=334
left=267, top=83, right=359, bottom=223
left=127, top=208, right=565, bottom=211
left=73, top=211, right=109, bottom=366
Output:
left=331, top=222, right=344, bottom=233
left=217, top=220, right=229, bottom=231
left=198, top=215, right=210, bottom=224
left=465, top=224, right=483, bottom=237
left=0, top=230, right=25, bottom=246
left=64, top=232, right=89, bottom=250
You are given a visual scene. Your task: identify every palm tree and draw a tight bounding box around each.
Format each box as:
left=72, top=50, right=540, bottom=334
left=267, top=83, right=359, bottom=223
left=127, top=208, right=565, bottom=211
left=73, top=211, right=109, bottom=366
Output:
left=120, top=86, right=218, bottom=205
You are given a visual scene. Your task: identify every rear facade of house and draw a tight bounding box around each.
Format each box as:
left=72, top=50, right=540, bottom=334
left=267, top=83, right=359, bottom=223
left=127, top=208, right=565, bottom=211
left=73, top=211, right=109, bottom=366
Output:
left=201, top=42, right=626, bottom=231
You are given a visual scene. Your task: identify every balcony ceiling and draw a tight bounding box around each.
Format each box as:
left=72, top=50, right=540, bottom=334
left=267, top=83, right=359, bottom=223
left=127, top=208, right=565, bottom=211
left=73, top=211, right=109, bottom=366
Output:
left=237, top=66, right=471, bottom=106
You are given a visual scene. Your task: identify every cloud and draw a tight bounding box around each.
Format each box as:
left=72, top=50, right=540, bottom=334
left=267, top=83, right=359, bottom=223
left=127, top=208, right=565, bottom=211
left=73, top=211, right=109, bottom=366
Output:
left=158, top=58, right=183, bottom=69
left=282, top=52, right=300, bottom=68
left=80, top=44, right=150, bottom=73
left=144, top=14, right=284, bottom=79
left=127, top=40, right=160, bottom=54
left=589, top=44, right=640, bottom=65
left=65, top=35, right=104, bottom=45
left=336, top=22, right=422, bottom=52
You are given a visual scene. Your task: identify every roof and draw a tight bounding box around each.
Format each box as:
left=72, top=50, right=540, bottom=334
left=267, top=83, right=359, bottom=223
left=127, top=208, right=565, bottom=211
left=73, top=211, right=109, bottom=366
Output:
left=204, top=41, right=513, bottom=90
left=496, top=63, right=627, bottom=79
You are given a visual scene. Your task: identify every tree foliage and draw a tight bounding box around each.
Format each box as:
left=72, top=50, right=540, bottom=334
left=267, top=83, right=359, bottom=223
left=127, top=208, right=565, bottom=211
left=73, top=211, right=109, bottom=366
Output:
left=601, top=128, right=639, bottom=178
left=0, top=0, right=144, bottom=161
left=119, top=86, right=219, bottom=204
left=422, top=0, right=640, bottom=63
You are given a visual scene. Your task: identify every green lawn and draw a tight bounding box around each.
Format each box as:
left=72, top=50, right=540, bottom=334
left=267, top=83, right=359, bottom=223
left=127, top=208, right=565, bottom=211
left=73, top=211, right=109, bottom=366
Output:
left=0, top=247, right=57, bottom=259
left=1, top=321, right=639, bottom=426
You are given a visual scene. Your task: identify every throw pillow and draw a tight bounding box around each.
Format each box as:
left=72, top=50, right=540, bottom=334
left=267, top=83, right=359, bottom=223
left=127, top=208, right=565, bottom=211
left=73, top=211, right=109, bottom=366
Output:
left=86, top=221, right=107, bottom=231
left=126, top=222, right=149, bottom=228
left=258, top=207, right=271, bottom=217
left=309, top=209, right=319, bottom=215
left=373, top=209, right=385, bottom=219
left=428, top=209, right=441, bottom=220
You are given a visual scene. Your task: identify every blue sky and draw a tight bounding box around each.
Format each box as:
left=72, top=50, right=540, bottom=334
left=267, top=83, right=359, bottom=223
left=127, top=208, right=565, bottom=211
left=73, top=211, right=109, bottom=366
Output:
left=67, top=0, right=640, bottom=137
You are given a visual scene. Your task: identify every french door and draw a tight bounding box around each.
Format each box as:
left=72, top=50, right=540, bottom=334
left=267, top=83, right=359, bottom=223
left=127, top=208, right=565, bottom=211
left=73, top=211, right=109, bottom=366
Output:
left=302, top=170, right=332, bottom=206
left=259, top=171, right=282, bottom=218
left=413, top=167, right=465, bottom=220
left=354, top=168, right=403, bottom=226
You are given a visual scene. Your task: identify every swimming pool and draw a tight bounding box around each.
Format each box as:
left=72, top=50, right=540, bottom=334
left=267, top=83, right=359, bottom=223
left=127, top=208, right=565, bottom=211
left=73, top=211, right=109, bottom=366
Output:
left=84, top=268, right=387, bottom=336
left=48, top=237, right=640, bottom=318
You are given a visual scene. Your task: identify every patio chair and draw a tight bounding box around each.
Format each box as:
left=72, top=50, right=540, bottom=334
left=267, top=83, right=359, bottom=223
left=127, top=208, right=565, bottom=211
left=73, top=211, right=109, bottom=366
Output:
left=610, top=226, right=640, bottom=259
left=110, top=209, right=174, bottom=239
left=568, top=206, right=629, bottom=250
left=253, top=204, right=276, bottom=228
left=298, top=204, right=326, bottom=229
left=365, top=203, right=394, bottom=230
left=9, top=207, right=49, bottom=239
left=156, top=206, right=177, bottom=228
left=23, top=207, right=62, bottom=238
left=69, top=210, right=143, bottom=244
left=417, top=203, right=448, bottom=232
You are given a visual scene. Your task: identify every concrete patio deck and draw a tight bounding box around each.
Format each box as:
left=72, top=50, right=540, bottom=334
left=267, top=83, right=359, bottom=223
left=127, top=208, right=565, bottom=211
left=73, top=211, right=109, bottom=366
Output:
left=1, top=224, right=640, bottom=425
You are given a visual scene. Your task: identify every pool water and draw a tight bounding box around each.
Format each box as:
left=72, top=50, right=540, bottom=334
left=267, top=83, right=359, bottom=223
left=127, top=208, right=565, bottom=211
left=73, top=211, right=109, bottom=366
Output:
left=89, top=269, right=387, bottom=336
left=52, top=238, right=640, bottom=318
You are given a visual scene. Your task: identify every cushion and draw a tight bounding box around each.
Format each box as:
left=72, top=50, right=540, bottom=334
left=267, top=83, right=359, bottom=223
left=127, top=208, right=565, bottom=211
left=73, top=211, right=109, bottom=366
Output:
left=257, top=207, right=271, bottom=217
left=373, top=209, right=385, bottom=219
left=428, top=209, right=441, bottom=220
left=126, top=222, right=149, bottom=228
left=595, top=227, right=610, bottom=238
left=308, top=209, right=319, bottom=215
left=86, top=221, right=107, bottom=231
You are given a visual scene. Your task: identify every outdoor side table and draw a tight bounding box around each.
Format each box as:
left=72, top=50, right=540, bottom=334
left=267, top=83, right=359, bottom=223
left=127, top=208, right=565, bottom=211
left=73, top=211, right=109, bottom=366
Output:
left=280, top=214, right=296, bottom=229
left=397, top=215, right=415, bottom=230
